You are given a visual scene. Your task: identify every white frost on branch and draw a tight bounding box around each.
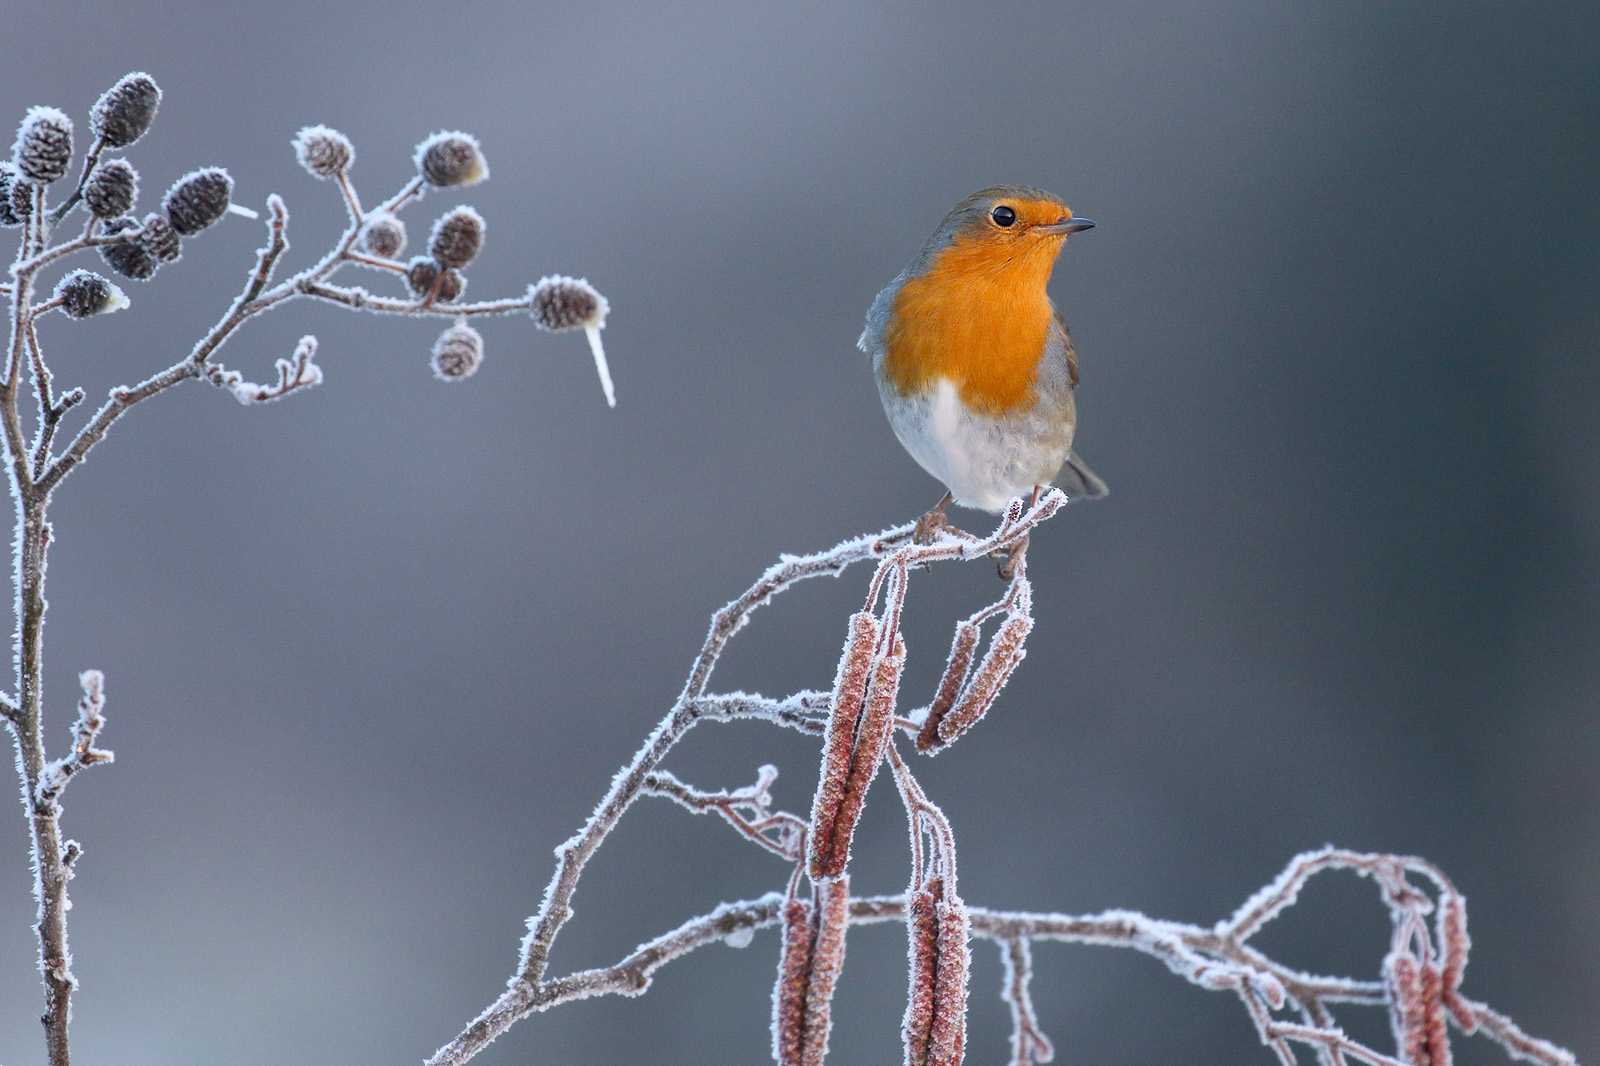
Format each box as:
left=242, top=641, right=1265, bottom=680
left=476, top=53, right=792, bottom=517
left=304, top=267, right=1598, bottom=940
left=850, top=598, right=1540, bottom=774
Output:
left=205, top=335, right=322, bottom=404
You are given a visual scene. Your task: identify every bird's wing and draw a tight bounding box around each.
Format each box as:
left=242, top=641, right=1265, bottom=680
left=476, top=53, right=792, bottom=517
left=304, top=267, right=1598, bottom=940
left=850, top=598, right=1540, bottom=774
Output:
left=1052, top=307, right=1079, bottom=389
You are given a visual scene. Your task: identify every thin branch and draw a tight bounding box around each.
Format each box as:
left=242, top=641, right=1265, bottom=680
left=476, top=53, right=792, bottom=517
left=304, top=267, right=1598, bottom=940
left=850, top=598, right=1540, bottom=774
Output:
left=340, top=249, right=408, bottom=273
left=334, top=171, right=363, bottom=222
left=298, top=280, right=529, bottom=317
left=16, top=233, right=100, bottom=277
left=641, top=766, right=807, bottom=861
left=36, top=361, right=201, bottom=495
left=1000, top=937, right=1055, bottom=1066
left=425, top=883, right=1575, bottom=1066
left=34, top=670, right=112, bottom=807
left=685, top=690, right=832, bottom=733
left=240, top=194, right=291, bottom=305
left=44, top=134, right=106, bottom=228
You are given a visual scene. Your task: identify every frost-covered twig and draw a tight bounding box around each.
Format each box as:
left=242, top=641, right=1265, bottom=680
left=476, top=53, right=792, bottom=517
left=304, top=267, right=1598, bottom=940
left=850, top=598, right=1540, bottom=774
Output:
left=0, top=75, right=615, bottom=1066
left=1000, top=937, right=1055, bottom=1066
left=643, top=765, right=807, bottom=861
left=421, top=846, right=1575, bottom=1066
left=206, top=334, right=322, bottom=404
left=427, top=499, right=1063, bottom=1066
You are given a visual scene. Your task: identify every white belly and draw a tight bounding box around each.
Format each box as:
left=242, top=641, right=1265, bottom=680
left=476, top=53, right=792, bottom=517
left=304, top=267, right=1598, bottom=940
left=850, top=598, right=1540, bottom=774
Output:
left=880, top=378, right=1075, bottom=513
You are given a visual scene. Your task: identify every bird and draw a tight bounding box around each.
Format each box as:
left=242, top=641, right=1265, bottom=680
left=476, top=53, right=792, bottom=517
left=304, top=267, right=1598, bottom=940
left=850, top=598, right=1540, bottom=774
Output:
left=859, top=186, right=1107, bottom=557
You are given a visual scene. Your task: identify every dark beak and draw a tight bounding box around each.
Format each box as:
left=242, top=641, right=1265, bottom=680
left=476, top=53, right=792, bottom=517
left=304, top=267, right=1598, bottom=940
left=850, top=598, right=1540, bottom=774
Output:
left=1039, top=217, right=1095, bottom=235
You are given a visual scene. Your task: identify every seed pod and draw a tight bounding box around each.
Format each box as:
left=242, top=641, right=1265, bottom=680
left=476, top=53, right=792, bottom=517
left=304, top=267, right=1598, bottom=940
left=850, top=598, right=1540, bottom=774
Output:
left=414, top=131, right=488, bottom=187
left=138, top=212, right=181, bottom=263
left=13, top=106, right=73, bottom=184
left=530, top=274, right=615, bottom=406
left=529, top=274, right=607, bottom=331
left=428, top=206, right=484, bottom=269
left=90, top=73, right=161, bottom=148
left=406, top=256, right=465, bottom=301
left=54, top=269, right=128, bottom=318
left=293, top=125, right=353, bottom=179
left=359, top=212, right=405, bottom=258
left=6, top=170, right=32, bottom=224
left=163, top=167, right=231, bottom=235
left=0, top=163, right=26, bottom=227
left=98, top=217, right=158, bottom=279
left=83, top=158, right=138, bottom=218
left=431, top=320, right=483, bottom=380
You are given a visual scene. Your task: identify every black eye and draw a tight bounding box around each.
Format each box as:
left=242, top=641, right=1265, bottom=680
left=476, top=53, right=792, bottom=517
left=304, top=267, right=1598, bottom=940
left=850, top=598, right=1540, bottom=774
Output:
left=991, top=205, right=1017, bottom=227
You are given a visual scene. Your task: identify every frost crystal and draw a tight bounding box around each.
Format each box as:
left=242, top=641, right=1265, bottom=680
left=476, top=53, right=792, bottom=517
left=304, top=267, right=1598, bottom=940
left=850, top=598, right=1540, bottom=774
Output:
left=414, top=131, right=488, bottom=187
left=163, top=167, right=232, bottom=235
left=428, top=206, right=484, bottom=269
left=359, top=212, right=406, bottom=258
left=83, top=159, right=138, bottom=219
left=13, top=106, right=73, bottom=184
left=431, top=320, right=483, bottom=380
left=90, top=73, right=161, bottom=148
left=54, top=269, right=127, bottom=318
left=293, top=125, right=354, bottom=179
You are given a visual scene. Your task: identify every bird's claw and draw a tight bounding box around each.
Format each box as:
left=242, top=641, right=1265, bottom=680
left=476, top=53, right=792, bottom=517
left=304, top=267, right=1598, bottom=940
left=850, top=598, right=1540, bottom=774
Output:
left=914, top=509, right=950, bottom=545
left=993, top=534, right=1029, bottom=580
left=913, top=491, right=957, bottom=545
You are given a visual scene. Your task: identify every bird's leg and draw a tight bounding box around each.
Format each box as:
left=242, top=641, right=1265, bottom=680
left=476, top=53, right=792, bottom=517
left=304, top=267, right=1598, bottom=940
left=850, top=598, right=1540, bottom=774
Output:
left=914, top=490, right=955, bottom=545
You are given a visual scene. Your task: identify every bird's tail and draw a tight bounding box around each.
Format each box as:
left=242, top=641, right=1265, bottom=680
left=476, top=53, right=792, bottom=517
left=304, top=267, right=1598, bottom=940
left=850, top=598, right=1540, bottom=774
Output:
left=1056, top=451, right=1109, bottom=501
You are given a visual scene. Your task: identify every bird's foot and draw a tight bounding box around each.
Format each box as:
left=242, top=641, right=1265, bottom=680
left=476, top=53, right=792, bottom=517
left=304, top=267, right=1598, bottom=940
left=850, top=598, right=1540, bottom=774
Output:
left=913, top=491, right=956, bottom=545
left=993, top=533, right=1030, bottom=580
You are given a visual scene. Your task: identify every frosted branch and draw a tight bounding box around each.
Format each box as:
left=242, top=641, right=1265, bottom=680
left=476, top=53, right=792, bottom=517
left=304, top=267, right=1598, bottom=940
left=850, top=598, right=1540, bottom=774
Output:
left=1000, top=938, right=1055, bottom=1066
left=297, top=280, right=531, bottom=317
left=642, top=765, right=807, bottom=862
left=429, top=847, right=1575, bottom=1066
left=206, top=335, right=322, bottom=404
left=35, top=670, right=112, bottom=806
left=429, top=503, right=1065, bottom=1066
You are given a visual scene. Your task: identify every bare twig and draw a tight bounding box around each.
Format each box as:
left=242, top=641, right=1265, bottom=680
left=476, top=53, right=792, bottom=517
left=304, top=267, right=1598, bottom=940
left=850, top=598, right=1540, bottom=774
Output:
left=642, top=765, right=807, bottom=861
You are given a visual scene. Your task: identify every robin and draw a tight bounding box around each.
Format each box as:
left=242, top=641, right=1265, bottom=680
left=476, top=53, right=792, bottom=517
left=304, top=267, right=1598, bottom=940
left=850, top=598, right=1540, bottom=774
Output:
left=859, top=186, right=1106, bottom=564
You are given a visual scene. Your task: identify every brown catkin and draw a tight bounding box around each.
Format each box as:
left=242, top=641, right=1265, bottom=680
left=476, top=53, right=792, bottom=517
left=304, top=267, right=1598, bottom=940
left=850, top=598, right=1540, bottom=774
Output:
left=903, top=886, right=941, bottom=1065
left=808, top=612, right=880, bottom=880
left=798, top=877, right=851, bottom=1066
left=917, top=621, right=979, bottom=752
left=938, top=613, right=1030, bottom=745
left=926, top=893, right=971, bottom=1066
left=816, top=634, right=904, bottom=878
left=772, top=898, right=815, bottom=1066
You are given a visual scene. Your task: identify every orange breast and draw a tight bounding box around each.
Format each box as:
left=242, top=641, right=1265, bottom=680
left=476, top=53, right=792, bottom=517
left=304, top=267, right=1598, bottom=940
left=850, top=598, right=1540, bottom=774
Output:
left=880, top=234, right=1060, bottom=416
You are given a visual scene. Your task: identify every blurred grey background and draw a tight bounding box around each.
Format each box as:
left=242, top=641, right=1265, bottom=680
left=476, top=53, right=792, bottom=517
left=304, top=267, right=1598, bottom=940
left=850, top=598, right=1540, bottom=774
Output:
left=0, top=2, right=1596, bottom=1064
